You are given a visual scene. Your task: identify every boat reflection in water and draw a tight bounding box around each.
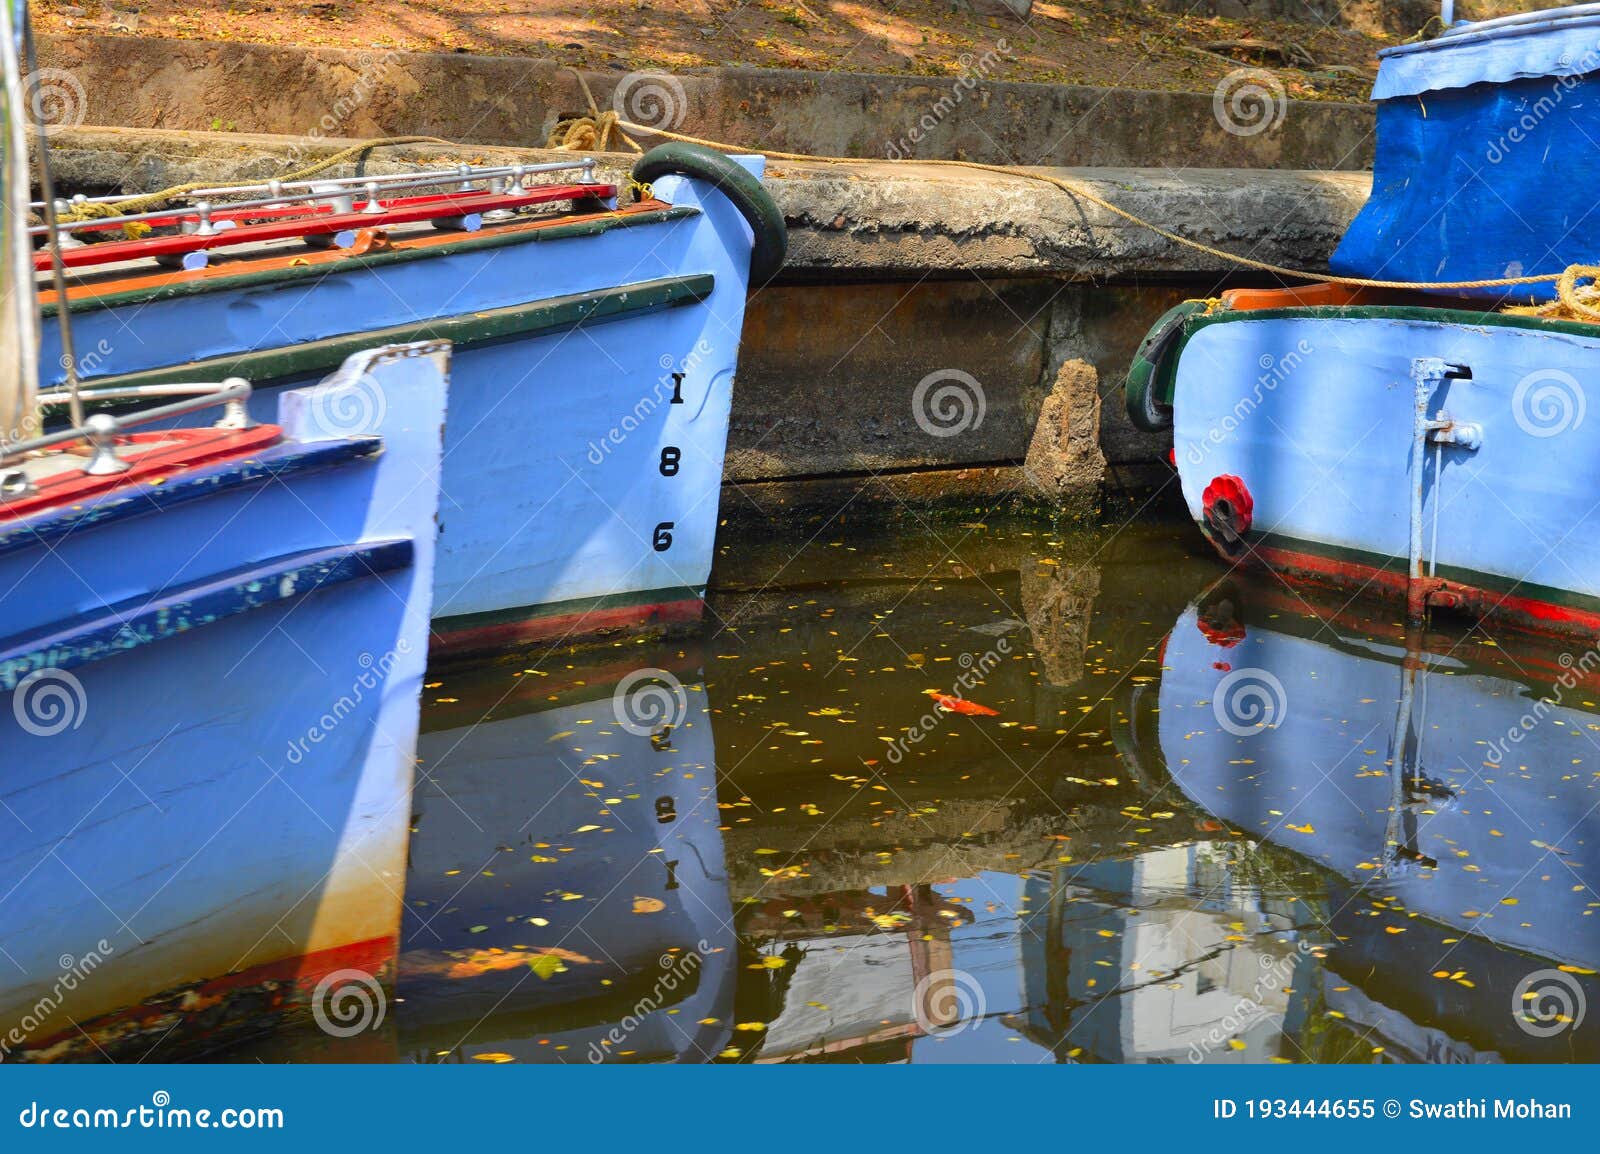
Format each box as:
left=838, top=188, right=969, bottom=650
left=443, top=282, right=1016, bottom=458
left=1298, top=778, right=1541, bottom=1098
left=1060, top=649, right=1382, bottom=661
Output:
left=397, top=653, right=735, bottom=1063
left=1110, top=576, right=1600, bottom=1062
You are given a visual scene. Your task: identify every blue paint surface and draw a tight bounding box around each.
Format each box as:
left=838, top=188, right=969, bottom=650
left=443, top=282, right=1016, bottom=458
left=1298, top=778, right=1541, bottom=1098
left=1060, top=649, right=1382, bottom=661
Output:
left=1335, top=31, right=1600, bottom=301
left=1172, top=313, right=1600, bottom=601
left=43, top=165, right=766, bottom=628
left=0, top=345, right=449, bottom=1051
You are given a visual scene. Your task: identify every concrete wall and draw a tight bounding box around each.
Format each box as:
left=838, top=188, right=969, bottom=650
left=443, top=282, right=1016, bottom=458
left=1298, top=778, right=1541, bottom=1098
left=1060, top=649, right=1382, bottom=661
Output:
left=41, top=127, right=1370, bottom=510
left=38, top=34, right=1374, bottom=172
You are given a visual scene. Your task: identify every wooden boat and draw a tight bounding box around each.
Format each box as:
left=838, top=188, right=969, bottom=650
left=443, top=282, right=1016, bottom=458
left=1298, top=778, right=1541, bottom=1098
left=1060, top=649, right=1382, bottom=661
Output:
left=1127, top=4, right=1600, bottom=636
left=0, top=2, right=450, bottom=1060
left=1118, top=575, right=1600, bottom=1061
left=39, top=122, right=785, bottom=657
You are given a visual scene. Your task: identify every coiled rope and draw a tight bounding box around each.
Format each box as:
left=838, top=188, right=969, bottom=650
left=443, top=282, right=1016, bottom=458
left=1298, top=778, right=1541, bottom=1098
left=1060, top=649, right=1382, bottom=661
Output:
left=547, top=67, right=1600, bottom=316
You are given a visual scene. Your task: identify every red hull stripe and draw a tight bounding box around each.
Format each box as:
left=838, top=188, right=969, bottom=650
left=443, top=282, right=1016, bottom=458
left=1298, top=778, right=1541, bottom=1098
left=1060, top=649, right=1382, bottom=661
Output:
left=1251, top=542, right=1600, bottom=636
left=431, top=596, right=705, bottom=657
left=19, top=935, right=395, bottom=1058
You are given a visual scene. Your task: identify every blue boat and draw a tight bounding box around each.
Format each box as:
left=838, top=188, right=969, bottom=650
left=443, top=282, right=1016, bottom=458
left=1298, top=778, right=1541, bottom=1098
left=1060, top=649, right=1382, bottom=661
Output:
left=1121, top=575, right=1600, bottom=1060
left=37, top=128, right=785, bottom=655
left=1127, top=4, right=1600, bottom=636
left=0, top=2, right=451, bottom=1059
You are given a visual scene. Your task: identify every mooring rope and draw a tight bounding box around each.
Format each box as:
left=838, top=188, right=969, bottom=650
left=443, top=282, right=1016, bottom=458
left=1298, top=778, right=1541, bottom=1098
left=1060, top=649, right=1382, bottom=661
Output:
left=549, top=66, right=1600, bottom=314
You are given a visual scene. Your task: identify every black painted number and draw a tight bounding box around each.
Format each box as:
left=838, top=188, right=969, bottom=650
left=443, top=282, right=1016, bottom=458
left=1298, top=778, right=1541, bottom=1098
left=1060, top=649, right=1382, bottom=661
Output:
left=669, top=372, right=685, bottom=404
left=653, top=522, right=675, bottom=552
left=659, top=446, right=681, bottom=476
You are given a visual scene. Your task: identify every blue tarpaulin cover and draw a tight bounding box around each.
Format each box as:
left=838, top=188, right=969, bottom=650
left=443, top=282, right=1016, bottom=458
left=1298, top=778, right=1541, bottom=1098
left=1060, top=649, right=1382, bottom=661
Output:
left=1331, top=7, right=1600, bottom=301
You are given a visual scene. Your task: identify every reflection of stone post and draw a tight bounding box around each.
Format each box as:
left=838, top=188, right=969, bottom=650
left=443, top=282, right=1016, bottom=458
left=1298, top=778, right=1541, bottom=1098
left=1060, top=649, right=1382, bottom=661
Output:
left=1020, top=556, right=1101, bottom=688
left=1023, top=358, right=1105, bottom=517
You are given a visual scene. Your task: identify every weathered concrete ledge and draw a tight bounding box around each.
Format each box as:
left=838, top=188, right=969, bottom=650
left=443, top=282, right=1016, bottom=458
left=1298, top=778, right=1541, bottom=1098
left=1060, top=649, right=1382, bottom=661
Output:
left=46, top=127, right=1371, bottom=282
left=42, top=126, right=1371, bottom=508
left=39, top=34, right=1374, bottom=172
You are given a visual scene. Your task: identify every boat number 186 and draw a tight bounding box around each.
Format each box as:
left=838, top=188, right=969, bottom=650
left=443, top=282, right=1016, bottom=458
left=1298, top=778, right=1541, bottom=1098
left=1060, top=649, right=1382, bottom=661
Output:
left=654, top=370, right=686, bottom=552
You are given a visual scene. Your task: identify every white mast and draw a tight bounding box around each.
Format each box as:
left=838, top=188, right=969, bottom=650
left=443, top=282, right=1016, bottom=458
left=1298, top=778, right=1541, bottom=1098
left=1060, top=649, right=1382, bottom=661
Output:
left=0, top=0, right=39, bottom=453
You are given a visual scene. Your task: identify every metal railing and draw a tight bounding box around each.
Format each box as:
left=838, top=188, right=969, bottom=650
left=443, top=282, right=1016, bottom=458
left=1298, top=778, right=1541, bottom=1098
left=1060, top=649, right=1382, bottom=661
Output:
left=27, top=158, right=602, bottom=240
left=2, top=378, right=252, bottom=477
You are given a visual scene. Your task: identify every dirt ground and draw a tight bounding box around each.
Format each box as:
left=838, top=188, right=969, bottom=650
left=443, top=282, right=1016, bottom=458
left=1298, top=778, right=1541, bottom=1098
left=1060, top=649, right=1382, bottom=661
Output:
left=35, top=0, right=1406, bottom=102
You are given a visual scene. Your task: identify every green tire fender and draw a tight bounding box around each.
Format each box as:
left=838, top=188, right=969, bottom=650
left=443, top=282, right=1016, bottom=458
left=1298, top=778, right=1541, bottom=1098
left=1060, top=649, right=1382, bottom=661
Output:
left=1125, top=299, right=1208, bottom=434
left=632, top=143, right=788, bottom=284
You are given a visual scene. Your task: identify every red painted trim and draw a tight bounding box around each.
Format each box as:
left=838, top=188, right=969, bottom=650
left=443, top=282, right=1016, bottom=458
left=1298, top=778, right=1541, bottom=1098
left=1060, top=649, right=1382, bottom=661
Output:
left=16, top=934, right=395, bottom=1059
left=0, top=425, right=283, bottom=524
left=1250, top=542, right=1600, bottom=638
left=431, top=596, right=704, bottom=657
left=1216, top=577, right=1600, bottom=692
left=39, top=184, right=617, bottom=272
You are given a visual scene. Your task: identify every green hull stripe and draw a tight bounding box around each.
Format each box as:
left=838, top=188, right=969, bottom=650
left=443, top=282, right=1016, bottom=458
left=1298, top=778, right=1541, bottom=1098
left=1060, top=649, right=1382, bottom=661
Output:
left=1157, top=302, right=1600, bottom=408
left=1249, top=528, right=1600, bottom=617
left=1188, top=301, right=1600, bottom=343
left=79, top=274, right=713, bottom=397
left=45, top=205, right=698, bottom=318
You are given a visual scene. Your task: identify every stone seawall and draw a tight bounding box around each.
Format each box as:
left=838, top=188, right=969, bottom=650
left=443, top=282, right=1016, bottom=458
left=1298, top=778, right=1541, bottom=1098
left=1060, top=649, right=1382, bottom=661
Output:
left=39, top=34, right=1374, bottom=172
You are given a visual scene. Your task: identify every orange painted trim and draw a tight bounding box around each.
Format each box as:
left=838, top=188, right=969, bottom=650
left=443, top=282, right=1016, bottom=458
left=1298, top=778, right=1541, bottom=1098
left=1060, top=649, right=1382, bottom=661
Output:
left=1220, top=283, right=1380, bottom=311
left=41, top=199, right=672, bottom=308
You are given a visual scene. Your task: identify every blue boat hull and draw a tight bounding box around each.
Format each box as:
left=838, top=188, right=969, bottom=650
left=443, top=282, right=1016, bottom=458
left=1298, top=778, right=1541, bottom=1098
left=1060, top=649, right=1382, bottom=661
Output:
left=48, top=168, right=765, bottom=652
left=0, top=345, right=448, bottom=1060
left=1139, top=577, right=1600, bottom=1060
left=1171, top=307, right=1600, bottom=633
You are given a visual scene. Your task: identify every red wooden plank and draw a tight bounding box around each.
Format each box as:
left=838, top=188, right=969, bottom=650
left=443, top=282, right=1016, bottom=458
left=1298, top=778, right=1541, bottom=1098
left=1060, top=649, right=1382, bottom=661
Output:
left=37, top=184, right=617, bottom=272
left=0, top=425, right=284, bottom=523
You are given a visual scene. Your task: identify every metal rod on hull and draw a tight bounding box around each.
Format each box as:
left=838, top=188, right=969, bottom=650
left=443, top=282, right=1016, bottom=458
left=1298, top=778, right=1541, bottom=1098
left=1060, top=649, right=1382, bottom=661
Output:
left=1406, top=357, right=1478, bottom=623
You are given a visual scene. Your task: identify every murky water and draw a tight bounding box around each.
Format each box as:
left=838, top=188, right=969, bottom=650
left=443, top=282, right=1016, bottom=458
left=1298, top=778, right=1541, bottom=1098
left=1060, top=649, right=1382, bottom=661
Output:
left=236, top=511, right=1600, bottom=1064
